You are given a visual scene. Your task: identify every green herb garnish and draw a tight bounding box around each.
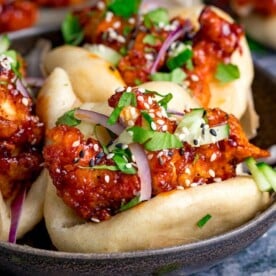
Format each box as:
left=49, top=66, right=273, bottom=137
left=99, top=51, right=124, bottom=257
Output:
left=215, top=63, right=240, bottom=83
left=151, top=68, right=186, bottom=84
left=166, top=48, right=193, bottom=71
left=143, top=8, right=169, bottom=28
left=108, top=91, right=137, bottom=125
left=0, top=35, right=10, bottom=53
left=62, top=13, right=84, bottom=45
left=56, top=109, right=81, bottom=126
left=197, top=214, right=212, bottom=228
left=143, top=34, right=158, bottom=46
left=119, top=196, right=140, bottom=212
left=108, top=0, right=141, bottom=19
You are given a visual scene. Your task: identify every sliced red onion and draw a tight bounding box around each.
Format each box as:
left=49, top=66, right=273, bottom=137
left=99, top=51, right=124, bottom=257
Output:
left=74, top=108, right=124, bottom=135
left=15, top=78, right=30, bottom=98
left=74, top=108, right=152, bottom=201
left=129, top=143, right=152, bottom=201
left=8, top=187, right=26, bottom=243
left=150, top=25, right=185, bottom=75
left=25, top=77, right=45, bottom=88
left=167, top=109, right=185, bottom=116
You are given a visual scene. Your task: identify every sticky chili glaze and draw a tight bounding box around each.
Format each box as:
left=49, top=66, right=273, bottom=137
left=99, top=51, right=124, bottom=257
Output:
left=0, top=55, right=44, bottom=201
left=0, top=1, right=38, bottom=33
left=43, top=89, right=268, bottom=222
left=35, top=0, right=86, bottom=7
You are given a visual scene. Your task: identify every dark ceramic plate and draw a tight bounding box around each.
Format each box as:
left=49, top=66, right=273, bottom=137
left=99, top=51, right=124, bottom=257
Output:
left=0, top=27, right=275, bottom=276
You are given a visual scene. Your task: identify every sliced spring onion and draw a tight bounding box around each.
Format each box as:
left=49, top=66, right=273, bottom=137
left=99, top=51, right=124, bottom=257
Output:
left=8, top=188, right=26, bottom=243
left=197, top=214, right=212, bottom=228
left=166, top=48, right=193, bottom=71
left=107, top=0, right=141, bottom=18
left=119, top=196, right=140, bottom=212
left=56, top=109, right=81, bottom=127
left=0, top=34, right=10, bottom=53
left=256, top=162, right=276, bottom=192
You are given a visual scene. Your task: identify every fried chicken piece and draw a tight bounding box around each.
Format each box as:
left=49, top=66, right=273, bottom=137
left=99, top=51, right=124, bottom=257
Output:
left=44, top=89, right=268, bottom=222
left=0, top=1, right=38, bottom=33
left=0, top=55, right=44, bottom=201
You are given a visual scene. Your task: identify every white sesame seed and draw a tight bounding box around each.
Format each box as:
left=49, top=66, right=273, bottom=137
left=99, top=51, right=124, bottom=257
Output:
left=107, top=153, right=115, bottom=159
left=147, top=154, right=153, bottom=160
left=126, top=163, right=132, bottom=169
left=117, top=35, right=126, bottom=43
left=113, top=21, right=121, bottom=29
left=122, top=144, right=128, bottom=149
left=161, top=125, right=168, bottom=131
left=93, top=144, right=99, bottom=151
left=157, top=119, right=165, bottom=125
left=190, top=182, right=199, bottom=187
left=97, top=1, right=105, bottom=10
left=126, top=86, right=132, bottom=92
left=208, top=169, right=216, bottom=178
left=148, top=97, right=153, bottom=105
left=91, top=217, right=100, bottom=223
left=144, top=103, right=150, bottom=109
left=214, top=177, right=222, bottom=182
left=145, top=53, right=154, bottom=61
left=157, top=151, right=164, bottom=158
left=128, top=120, right=135, bottom=126
left=55, top=168, right=61, bottom=173
left=104, top=175, right=110, bottom=183
left=185, top=168, right=191, bottom=175
left=72, top=140, right=80, bottom=147
left=22, top=97, right=29, bottom=106
left=151, top=122, right=157, bottom=130
left=137, top=95, right=144, bottom=102
left=128, top=17, right=135, bottom=24
left=105, top=11, right=113, bottom=22
left=210, top=153, right=217, bottom=162
left=130, top=107, right=137, bottom=117
left=190, top=74, right=199, bottom=82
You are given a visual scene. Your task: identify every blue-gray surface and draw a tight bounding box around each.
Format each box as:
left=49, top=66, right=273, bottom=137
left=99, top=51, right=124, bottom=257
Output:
left=192, top=223, right=276, bottom=275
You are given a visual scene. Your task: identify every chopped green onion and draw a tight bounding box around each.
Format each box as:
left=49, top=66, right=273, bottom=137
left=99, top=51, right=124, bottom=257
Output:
left=112, top=153, right=136, bottom=174
left=3, top=50, right=21, bottom=77
left=256, top=162, right=276, bottom=192
left=62, top=13, right=84, bottom=45
left=143, top=8, right=169, bottom=28
left=143, top=34, right=158, bottom=46
left=80, top=165, right=118, bottom=171
left=108, top=0, right=141, bottom=19
left=56, top=109, right=81, bottom=126
left=119, top=196, right=140, bottom=212
left=197, top=214, right=212, bottom=228
left=166, top=48, right=193, bottom=71
left=215, top=63, right=240, bottom=83
left=141, top=111, right=154, bottom=129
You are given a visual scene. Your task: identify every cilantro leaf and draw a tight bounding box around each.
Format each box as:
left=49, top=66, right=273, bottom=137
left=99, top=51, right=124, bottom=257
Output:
left=151, top=68, right=186, bottom=84
left=143, top=8, right=169, bottom=28
left=108, top=0, right=141, bottom=19
left=56, top=109, right=81, bottom=126
left=62, top=13, right=84, bottom=45
left=166, top=48, right=193, bottom=71
left=113, top=154, right=136, bottom=174
left=143, top=34, right=158, bottom=46
left=215, top=63, right=240, bottom=83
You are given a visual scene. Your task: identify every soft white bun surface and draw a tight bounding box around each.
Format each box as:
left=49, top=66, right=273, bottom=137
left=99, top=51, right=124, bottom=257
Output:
left=42, top=45, right=125, bottom=103
left=44, top=175, right=269, bottom=253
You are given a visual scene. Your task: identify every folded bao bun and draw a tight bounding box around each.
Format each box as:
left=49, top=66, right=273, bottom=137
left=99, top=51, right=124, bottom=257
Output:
left=42, top=45, right=126, bottom=103
left=0, top=169, right=47, bottom=241
left=169, top=5, right=254, bottom=121
left=44, top=176, right=269, bottom=253
left=41, top=68, right=270, bottom=253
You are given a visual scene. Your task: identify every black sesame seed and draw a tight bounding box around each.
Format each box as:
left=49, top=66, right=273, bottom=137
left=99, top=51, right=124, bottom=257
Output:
left=109, top=65, right=116, bottom=71
left=179, top=148, right=185, bottom=156
left=79, top=150, right=85, bottom=158
left=193, top=139, right=198, bottom=145
left=95, top=152, right=105, bottom=164
left=89, top=158, right=95, bottom=167
left=167, top=150, right=173, bottom=157
left=209, top=129, right=217, bottom=136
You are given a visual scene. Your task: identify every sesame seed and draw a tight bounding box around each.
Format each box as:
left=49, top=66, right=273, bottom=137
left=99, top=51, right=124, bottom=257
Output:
left=214, top=177, right=222, bottom=182
left=79, top=150, right=85, bottom=158
left=128, top=17, right=135, bottom=24
left=107, top=153, right=115, bottom=159
left=151, top=122, right=157, bottom=130
left=128, top=120, right=135, bottom=126
left=73, top=157, right=80, bottom=163
left=105, top=11, right=113, bottom=22
left=158, top=156, right=164, bottom=165
left=185, top=179, right=191, bottom=186
left=126, top=163, right=132, bottom=169
left=137, top=95, right=144, bottom=102
left=193, top=139, right=199, bottom=146
left=144, top=103, right=150, bottom=109
left=209, top=129, right=217, bottom=136
left=157, top=119, right=165, bottom=125
left=22, top=97, right=29, bottom=106
left=147, top=154, right=153, bottom=160
left=91, top=217, right=100, bottom=223
left=208, top=169, right=216, bottom=178
left=190, top=74, right=199, bottom=82
left=162, top=125, right=168, bottom=132
left=148, top=97, right=153, bottom=105
left=210, top=153, right=217, bottom=162
left=89, top=159, right=95, bottom=167
left=130, top=107, right=137, bottom=117
left=126, top=86, right=132, bottom=92
left=185, top=168, right=191, bottom=175
left=145, top=53, right=154, bottom=61
left=190, top=182, right=199, bottom=187
left=104, top=175, right=110, bottom=183
left=113, top=21, right=121, bottom=29
left=55, top=168, right=61, bottom=173
left=97, top=1, right=105, bottom=10
left=72, top=140, right=80, bottom=147
left=115, top=86, right=125, bottom=93
left=176, top=186, right=184, bottom=190
left=179, top=148, right=185, bottom=155
left=93, top=144, right=99, bottom=151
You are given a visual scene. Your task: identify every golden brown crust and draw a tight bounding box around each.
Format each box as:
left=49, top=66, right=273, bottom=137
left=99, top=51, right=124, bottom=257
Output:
left=44, top=175, right=270, bottom=253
